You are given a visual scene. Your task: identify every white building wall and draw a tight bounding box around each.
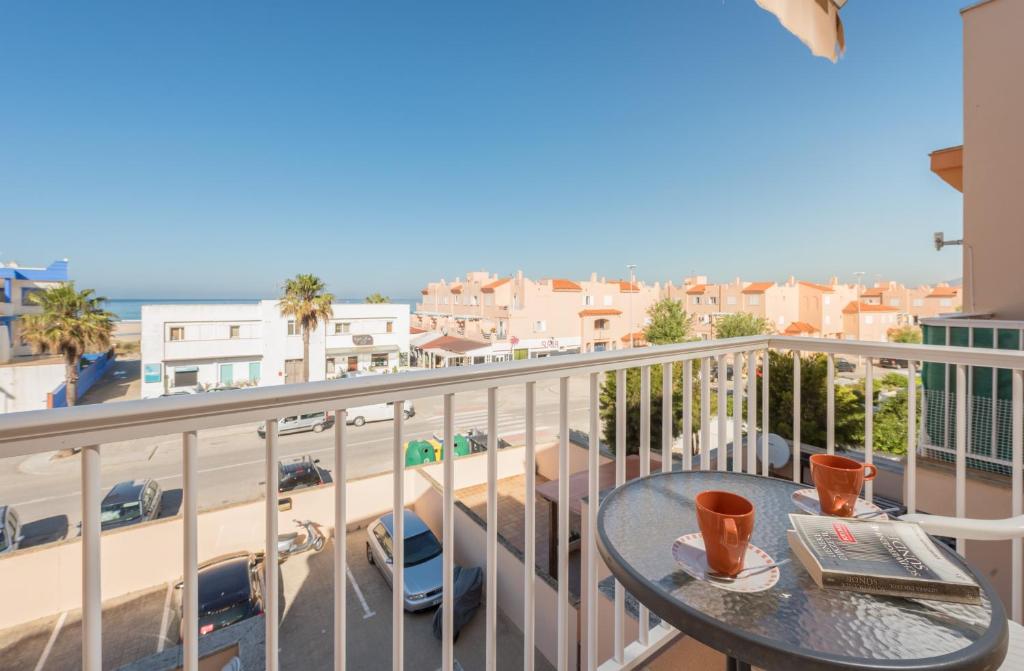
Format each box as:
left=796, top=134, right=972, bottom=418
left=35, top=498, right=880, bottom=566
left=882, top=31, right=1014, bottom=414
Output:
left=141, top=301, right=411, bottom=398
left=0, top=362, right=65, bottom=413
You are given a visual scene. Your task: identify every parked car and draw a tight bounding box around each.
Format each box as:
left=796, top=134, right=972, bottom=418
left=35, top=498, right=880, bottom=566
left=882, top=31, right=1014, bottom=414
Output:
left=366, top=510, right=443, bottom=612
left=161, top=386, right=201, bottom=397
left=835, top=358, right=856, bottom=373
left=207, top=385, right=241, bottom=392
left=100, top=479, right=162, bottom=531
left=178, top=552, right=267, bottom=640
left=0, top=506, right=22, bottom=554
left=257, top=411, right=334, bottom=438
left=879, top=357, right=908, bottom=369
left=278, top=455, right=325, bottom=492
left=346, top=400, right=415, bottom=427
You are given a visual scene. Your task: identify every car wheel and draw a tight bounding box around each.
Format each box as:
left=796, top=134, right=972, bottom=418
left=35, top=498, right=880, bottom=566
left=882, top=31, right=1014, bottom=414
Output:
left=366, top=542, right=374, bottom=565
left=353, top=416, right=366, bottom=427
left=312, top=423, right=324, bottom=433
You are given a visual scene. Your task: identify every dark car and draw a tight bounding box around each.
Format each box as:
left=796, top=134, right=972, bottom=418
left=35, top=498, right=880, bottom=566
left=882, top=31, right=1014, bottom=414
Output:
left=835, top=358, right=856, bottom=373
left=179, top=552, right=266, bottom=640
left=278, top=455, right=325, bottom=493
left=100, top=479, right=162, bottom=531
left=879, top=357, right=908, bottom=369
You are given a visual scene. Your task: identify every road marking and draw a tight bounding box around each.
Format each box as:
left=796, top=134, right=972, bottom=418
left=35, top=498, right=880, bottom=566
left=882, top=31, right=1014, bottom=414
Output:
left=156, top=581, right=174, bottom=652
left=33, top=610, right=67, bottom=671
left=346, top=567, right=375, bottom=620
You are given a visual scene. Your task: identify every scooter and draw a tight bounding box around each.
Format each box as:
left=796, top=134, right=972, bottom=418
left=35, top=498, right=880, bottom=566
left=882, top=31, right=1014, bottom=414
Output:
left=278, top=519, right=325, bottom=559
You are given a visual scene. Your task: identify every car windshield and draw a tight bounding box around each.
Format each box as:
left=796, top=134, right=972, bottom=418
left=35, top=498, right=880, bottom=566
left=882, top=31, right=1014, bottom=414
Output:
left=404, top=531, right=442, bottom=566
left=100, top=501, right=142, bottom=524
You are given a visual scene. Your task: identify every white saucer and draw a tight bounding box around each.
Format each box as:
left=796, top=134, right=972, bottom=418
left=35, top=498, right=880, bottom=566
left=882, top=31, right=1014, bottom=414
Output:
left=791, top=488, right=889, bottom=519
left=671, top=534, right=780, bottom=593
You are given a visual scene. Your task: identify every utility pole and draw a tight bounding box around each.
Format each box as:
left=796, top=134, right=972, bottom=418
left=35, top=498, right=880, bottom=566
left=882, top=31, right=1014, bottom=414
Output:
left=627, top=264, right=637, bottom=348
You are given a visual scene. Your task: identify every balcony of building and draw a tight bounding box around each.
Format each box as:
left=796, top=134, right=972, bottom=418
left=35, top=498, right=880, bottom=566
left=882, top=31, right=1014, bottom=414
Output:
left=0, top=335, right=1022, bottom=670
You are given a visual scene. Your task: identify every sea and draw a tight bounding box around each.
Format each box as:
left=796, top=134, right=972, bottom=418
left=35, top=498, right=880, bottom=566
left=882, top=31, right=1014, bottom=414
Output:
left=102, top=298, right=418, bottom=321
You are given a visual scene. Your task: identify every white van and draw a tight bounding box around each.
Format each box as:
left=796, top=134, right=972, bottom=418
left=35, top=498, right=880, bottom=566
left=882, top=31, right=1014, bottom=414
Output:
left=346, top=400, right=415, bottom=427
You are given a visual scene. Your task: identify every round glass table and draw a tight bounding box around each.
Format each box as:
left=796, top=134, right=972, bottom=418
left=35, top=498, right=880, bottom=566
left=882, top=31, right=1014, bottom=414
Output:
left=596, top=471, right=1008, bottom=671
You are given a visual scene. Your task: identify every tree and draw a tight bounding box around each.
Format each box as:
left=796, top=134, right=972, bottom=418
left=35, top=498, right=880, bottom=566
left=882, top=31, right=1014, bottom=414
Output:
left=643, top=298, right=693, bottom=344
left=279, top=275, right=334, bottom=383
left=887, top=325, right=922, bottom=344
left=19, top=283, right=114, bottom=406
left=365, top=292, right=390, bottom=304
left=714, top=313, right=772, bottom=339
left=873, top=390, right=918, bottom=455
left=601, top=299, right=698, bottom=454
left=757, top=351, right=864, bottom=449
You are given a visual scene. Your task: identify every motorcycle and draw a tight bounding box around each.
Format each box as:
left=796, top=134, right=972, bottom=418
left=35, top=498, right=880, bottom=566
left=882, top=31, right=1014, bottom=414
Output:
left=277, top=519, right=325, bottom=559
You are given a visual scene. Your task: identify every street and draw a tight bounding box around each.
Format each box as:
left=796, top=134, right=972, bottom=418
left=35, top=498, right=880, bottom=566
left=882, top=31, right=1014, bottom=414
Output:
left=0, top=377, right=593, bottom=547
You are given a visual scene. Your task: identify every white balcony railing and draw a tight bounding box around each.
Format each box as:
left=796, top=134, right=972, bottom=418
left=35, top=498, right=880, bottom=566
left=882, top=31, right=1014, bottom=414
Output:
left=0, top=335, right=1022, bottom=671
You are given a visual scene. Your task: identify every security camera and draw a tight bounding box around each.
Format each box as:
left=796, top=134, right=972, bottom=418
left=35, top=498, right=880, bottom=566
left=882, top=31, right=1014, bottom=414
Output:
left=934, top=232, right=945, bottom=251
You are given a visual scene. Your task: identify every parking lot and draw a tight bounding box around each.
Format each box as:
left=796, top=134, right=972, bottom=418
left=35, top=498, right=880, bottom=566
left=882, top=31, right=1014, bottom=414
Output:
left=0, top=522, right=551, bottom=670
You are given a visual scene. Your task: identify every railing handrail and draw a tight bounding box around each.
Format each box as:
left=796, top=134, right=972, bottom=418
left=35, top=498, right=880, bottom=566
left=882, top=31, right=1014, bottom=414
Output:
left=2, top=334, right=1023, bottom=456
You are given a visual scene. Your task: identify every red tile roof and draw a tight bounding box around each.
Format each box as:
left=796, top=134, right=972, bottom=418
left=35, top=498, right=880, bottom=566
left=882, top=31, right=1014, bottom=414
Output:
left=842, top=301, right=900, bottom=314
left=420, top=335, right=489, bottom=354
left=620, top=331, right=646, bottom=343
left=783, top=321, right=818, bottom=335
left=449, top=284, right=462, bottom=294
left=410, top=326, right=426, bottom=334
left=481, top=278, right=510, bottom=293
left=741, top=282, right=774, bottom=294
left=551, top=279, right=582, bottom=292
left=420, top=288, right=429, bottom=295
left=579, top=308, right=622, bottom=317
left=686, top=284, right=707, bottom=295
left=612, top=280, right=640, bottom=293
left=927, top=286, right=959, bottom=298
left=860, top=287, right=884, bottom=297
left=798, top=281, right=834, bottom=293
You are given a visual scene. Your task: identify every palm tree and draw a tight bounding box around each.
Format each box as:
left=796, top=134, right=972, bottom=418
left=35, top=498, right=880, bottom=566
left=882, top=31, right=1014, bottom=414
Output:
left=365, top=292, right=390, bottom=304
left=19, top=283, right=114, bottom=406
left=279, top=274, right=334, bottom=383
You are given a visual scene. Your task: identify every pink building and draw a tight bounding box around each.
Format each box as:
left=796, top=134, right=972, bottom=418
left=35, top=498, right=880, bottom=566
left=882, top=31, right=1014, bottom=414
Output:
left=414, top=271, right=660, bottom=361
left=841, top=301, right=901, bottom=342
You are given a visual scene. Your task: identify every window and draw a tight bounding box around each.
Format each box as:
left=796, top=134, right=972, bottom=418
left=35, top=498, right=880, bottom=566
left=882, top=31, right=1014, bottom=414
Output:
left=693, top=296, right=701, bottom=305
left=603, top=295, right=613, bottom=306
left=865, top=315, right=874, bottom=325
left=940, top=299, right=952, bottom=307
left=889, top=298, right=901, bottom=307
left=287, top=321, right=298, bottom=336
left=472, top=295, right=479, bottom=306
left=823, top=295, right=831, bottom=306
left=169, top=327, right=184, bottom=341
left=174, top=368, right=198, bottom=387
left=335, top=322, right=350, bottom=334
left=584, top=295, right=594, bottom=306
left=534, top=320, right=546, bottom=332
left=708, top=296, right=717, bottom=305
left=441, top=296, right=448, bottom=305
left=727, top=296, right=737, bottom=305
left=371, top=352, right=389, bottom=367
left=747, top=295, right=760, bottom=306
left=229, top=325, right=240, bottom=339
left=372, top=523, right=393, bottom=560
left=594, top=318, right=610, bottom=330
left=454, top=295, right=460, bottom=304
left=20, top=287, right=44, bottom=305
left=326, top=358, right=336, bottom=374
left=386, top=321, right=393, bottom=334
left=824, top=315, right=831, bottom=326
left=912, top=299, right=924, bottom=307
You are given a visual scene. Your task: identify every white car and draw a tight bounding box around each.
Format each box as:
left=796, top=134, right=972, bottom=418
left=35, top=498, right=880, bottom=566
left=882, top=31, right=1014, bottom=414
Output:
left=346, top=400, right=415, bottom=427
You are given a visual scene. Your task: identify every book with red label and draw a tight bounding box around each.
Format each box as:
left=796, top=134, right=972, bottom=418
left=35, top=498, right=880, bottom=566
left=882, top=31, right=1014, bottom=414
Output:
left=787, top=513, right=981, bottom=604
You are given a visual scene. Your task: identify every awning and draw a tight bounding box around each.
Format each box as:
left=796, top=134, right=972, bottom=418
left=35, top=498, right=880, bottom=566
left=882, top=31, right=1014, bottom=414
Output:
left=756, top=0, right=846, bottom=63
left=173, top=366, right=199, bottom=373
left=326, top=345, right=400, bottom=356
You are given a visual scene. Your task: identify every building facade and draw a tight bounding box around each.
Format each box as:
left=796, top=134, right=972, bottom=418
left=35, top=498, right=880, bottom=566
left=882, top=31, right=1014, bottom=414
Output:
left=0, top=260, right=70, bottom=364
left=414, top=271, right=659, bottom=359
left=141, top=301, right=410, bottom=398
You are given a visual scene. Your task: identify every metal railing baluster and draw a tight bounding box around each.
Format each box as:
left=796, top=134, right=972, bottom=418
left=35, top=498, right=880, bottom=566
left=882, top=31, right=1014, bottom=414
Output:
left=264, top=420, right=279, bottom=671
left=955, top=365, right=967, bottom=556
left=81, top=444, right=102, bottom=671
left=442, top=397, right=455, bottom=671
left=613, top=369, right=626, bottom=663
left=486, top=388, right=498, bottom=671
left=701, top=358, right=711, bottom=471
left=732, top=353, right=743, bottom=473
left=558, top=377, right=569, bottom=671
left=1013, top=369, right=1023, bottom=623
left=682, top=360, right=692, bottom=472
left=827, top=353, right=835, bottom=455
left=639, top=367, right=650, bottom=644
left=746, top=351, right=757, bottom=475
left=183, top=431, right=199, bottom=671
left=762, top=348, right=770, bottom=477
left=587, top=373, right=600, bottom=670
left=717, top=354, right=727, bottom=472
left=662, top=363, right=672, bottom=474
left=864, top=359, right=874, bottom=503
left=392, top=407, right=404, bottom=671
left=906, top=362, right=917, bottom=514
left=524, top=383, right=536, bottom=671
left=793, top=354, right=801, bottom=483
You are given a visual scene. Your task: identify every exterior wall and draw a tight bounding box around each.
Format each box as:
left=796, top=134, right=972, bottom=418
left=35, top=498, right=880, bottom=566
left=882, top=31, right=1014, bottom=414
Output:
left=0, top=360, right=65, bottom=413
left=962, top=0, right=1024, bottom=319
left=0, top=260, right=71, bottom=363
left=841, top=305, right=900, bottom=342
left=141, top=301, right=410, bottom=398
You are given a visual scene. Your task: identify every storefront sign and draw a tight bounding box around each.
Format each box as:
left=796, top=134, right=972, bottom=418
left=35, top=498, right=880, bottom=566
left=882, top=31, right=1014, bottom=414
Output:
left=143, top=363, right=162, bottom=383
left=352, top=334, right=374, bottom=346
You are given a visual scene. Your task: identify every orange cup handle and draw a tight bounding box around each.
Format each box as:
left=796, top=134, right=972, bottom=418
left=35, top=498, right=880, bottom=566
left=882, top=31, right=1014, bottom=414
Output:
left=724, top=518, right=739, bottom=547
left=864, top=464, right=878, bottom=481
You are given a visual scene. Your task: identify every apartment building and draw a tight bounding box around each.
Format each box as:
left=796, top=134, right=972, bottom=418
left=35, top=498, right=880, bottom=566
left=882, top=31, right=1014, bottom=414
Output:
left=414, top=271, right=659, bottom=359
left=860, top=280, right=960, bottom=324
left=141, top=301, right=410, bottom=398
left=0, top=259, right=70, bottom=364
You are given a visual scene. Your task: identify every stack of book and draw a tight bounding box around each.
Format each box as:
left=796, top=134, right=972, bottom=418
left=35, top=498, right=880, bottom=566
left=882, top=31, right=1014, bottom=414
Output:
left=787, top=514, right=981, bottom=604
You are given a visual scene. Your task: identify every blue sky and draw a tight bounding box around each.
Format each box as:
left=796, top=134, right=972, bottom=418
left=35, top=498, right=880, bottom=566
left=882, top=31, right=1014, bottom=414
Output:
left=1, top=1, right=965, bottom=298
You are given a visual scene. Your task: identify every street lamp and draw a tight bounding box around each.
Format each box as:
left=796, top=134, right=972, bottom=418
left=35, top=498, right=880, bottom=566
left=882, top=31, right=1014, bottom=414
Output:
left=627, top=264, right=637, bottom=348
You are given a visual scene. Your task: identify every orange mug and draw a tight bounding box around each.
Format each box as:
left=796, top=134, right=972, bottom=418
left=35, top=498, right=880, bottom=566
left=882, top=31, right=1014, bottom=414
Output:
left=695, top=490, right=755, bottom=577
left=810, top=454, right=878, bottom=517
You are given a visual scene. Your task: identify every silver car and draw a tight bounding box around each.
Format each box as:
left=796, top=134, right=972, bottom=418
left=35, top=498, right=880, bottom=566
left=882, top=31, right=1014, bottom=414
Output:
left=257, top=412, right=334, bottom=438
left=365, top=510, right=443, bottom=612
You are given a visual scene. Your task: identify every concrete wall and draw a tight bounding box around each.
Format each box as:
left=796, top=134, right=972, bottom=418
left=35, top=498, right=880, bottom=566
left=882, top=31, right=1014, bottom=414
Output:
left=962, top=0, right=1024, bottom=319
left=49, top=350, right=116, bottom=408
left=0, top=359, right=65, bottom=414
